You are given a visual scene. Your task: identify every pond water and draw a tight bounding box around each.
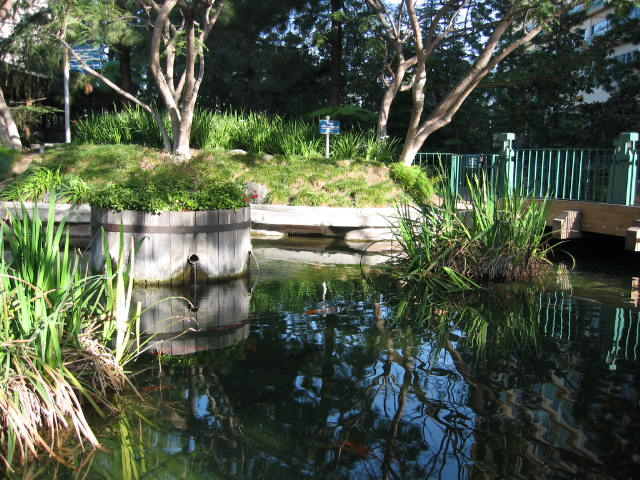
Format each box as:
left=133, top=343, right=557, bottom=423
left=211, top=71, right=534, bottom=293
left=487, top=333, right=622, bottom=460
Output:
left=31, top=238, right=640, bottom=479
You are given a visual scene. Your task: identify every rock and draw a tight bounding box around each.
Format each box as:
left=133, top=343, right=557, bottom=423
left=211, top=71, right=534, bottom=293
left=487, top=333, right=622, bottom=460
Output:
left=245, top=182, right=270, bottom=204
left=229, top=149, right=248, bottom=155
left=262, top=154, right=274, bottom=162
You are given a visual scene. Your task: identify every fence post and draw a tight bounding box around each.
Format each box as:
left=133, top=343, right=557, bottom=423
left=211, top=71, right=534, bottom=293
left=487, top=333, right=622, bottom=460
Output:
left=607, top=132, right=638, bottom=205
left=493, top=133, right=516, bottom=195
left=449, top=155, right=460, bottom=197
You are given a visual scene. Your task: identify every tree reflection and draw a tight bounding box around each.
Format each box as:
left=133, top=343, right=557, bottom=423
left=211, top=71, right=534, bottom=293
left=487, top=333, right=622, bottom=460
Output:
left=25, top=269, right=638, bottom=479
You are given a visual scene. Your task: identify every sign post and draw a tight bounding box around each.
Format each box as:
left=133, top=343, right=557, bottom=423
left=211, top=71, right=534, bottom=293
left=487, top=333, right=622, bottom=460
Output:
left=64, top=45, right=107, bottom=143
left=319, top=116, right=341, bottom=158
left=63, top=50, right=70, bottom=143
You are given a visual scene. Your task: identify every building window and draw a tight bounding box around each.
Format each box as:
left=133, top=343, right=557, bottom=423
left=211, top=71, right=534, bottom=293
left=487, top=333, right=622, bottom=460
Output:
left=613, top=51, right=637, bottom=63
left=592, top=19, right=611, bottom=36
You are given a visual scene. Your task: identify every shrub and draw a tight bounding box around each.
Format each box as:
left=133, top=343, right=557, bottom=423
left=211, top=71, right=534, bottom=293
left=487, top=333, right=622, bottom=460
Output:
left=89, top=167, right=247, bottom=212
left=389, top=163, right=438, bottom=203
left=75, top=109, right=400, bottom=163
left=0, top=166, right=64, bottom=201
left=0, top=167, right=91, bottom=204
left=75, top=106, right=165, bottom=147
left=365, top=135, right=400, bottom=164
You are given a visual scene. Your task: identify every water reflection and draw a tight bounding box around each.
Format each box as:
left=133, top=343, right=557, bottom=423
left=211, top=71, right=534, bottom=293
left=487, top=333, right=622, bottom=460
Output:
left=135, top=278, right=252, bottom=355
left=21, top=247, right=640, bottom=479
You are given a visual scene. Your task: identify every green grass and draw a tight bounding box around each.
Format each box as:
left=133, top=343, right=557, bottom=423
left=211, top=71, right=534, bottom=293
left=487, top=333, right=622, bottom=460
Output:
left=5, top=144, right=408, bottom=207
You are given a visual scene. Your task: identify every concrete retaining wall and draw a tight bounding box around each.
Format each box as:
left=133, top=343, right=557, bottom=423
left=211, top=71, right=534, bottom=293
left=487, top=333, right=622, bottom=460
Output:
left=0, top=202, right=402, bottom=246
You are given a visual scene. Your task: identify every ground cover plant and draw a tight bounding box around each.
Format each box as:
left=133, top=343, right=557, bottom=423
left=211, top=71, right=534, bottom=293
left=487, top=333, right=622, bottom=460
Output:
left=0, top=199, right=139, bottom=471
left=1, top=144, right=408, bottom=208
left=386, top=174, right=552, bottom=292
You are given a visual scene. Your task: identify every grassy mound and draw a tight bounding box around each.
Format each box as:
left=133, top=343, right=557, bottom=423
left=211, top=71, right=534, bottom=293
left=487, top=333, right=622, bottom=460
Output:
left=1, top=144, right=408, bottom=208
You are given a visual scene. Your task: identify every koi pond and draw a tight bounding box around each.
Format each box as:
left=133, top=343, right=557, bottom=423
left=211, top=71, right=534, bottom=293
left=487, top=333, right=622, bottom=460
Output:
left=27, top=237, right=640, bottom=479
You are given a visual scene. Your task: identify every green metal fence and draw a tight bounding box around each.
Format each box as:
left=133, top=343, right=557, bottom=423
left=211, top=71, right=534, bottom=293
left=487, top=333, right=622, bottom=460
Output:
left=417, top=133, right=638, bottom=205
left=415, top=152, right=500, bottom=201
left=513, top=149, right=614, bottom=202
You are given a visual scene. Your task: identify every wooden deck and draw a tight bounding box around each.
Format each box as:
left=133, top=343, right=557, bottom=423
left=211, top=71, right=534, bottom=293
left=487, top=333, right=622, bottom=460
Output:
left=546, top=200, right=640, bottom=251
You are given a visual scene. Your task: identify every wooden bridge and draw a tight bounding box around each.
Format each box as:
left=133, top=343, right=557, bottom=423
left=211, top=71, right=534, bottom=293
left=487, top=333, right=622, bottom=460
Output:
left=417, top=132, right=640, bottom=252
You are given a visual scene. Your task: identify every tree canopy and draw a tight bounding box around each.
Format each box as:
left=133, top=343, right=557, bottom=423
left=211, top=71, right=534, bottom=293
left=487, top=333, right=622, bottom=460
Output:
left=0, top=0, right=637, bottom=156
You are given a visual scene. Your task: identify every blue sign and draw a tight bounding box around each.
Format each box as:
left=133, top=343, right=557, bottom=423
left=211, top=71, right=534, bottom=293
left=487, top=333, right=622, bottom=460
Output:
left=319, top=119, right=340, bottom=134
left=70, top=45, right=108, bottom=72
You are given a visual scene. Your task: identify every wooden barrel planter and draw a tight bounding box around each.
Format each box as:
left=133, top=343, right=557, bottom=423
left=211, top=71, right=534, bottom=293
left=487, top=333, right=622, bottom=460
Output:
left=135, top=278, right=251, bottom=355
left=90, top=206, right=251, bottom=284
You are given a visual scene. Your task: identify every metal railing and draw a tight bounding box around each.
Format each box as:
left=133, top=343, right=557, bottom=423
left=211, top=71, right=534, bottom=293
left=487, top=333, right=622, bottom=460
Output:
left=415, top=152, right=500, bottom=201
left=416, top=148, right=637, bottom=204
left=417, top=133, right=638, bottom=206
left=513, top=149, right=614, bottom=202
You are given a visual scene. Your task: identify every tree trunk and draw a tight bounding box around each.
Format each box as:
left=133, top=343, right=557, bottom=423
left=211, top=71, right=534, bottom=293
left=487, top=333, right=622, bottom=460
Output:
left=395, top=2, right=546, bottom=166
left=174, top=108, right=194, bottom=158
left=376, top=88, right=394, bottom=139
left=118, top=45, right=134, bottom=94
left=0, top=0, right=18, bottom=23
left=329, top=0, right=343, bottom=107
left=0, top=86, right=22, bottom=150
left=399, top=58, right=427, bottom=165
left=376, top=58, right=415, bottom=139
left=59, top=36, right=172, bottom=152
left=0, top=0, right=21, bottom=149
left=399, top=136, right=424, bottom=166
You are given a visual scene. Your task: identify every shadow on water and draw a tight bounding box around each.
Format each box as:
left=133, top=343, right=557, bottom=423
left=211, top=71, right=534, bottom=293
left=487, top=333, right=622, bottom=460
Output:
left=15, top=239, right=640, bottom=479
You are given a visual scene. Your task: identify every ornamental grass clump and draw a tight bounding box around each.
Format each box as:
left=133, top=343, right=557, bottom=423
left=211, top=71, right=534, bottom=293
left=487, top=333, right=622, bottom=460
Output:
left=0, top=199, right=139, bottom=471
left=388, top=174, right=552, bottom=291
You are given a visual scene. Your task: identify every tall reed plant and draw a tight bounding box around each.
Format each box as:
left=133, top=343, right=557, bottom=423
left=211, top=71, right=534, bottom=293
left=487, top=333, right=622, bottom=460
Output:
left=75, top=109, right=399, bottom=162
left=75, top=106, right=166, bottom=147
left=0, top=198, right=140, bottom=471
left=387, top=173, right=552, bottom=291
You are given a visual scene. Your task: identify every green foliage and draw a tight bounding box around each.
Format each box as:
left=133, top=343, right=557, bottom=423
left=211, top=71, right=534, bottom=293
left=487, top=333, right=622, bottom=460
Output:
left=306, top=104, right=377, bottom=124
left=75, top=106, right=165, bottom=147
left=57, top=174, right=92, bottom=204
left=24, top=144, right=405, bottom=207
left=75, top=109, right=398, bottom=163
left=0, top=167, right=64, bottom=201
left=330, top=131, right=366, bottom=159
left=389, top=163, right=438, bottom=202
left=39, top=144, right=159, bottom=182
left=364, top=135, right=400, bottom=164
left=0, top=167, right=91, bottom=204
left=88, top=166, right=247, bottom=213
left=387, top=174, right=552, bottom=292
left=0, top=198, right=139, bottom=469
left=0, top=146, right=19, bottom=180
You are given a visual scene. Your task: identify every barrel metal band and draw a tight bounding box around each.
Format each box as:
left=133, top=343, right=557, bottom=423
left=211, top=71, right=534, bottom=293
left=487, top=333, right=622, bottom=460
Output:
left=102, top=220, right=251, bottom=234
